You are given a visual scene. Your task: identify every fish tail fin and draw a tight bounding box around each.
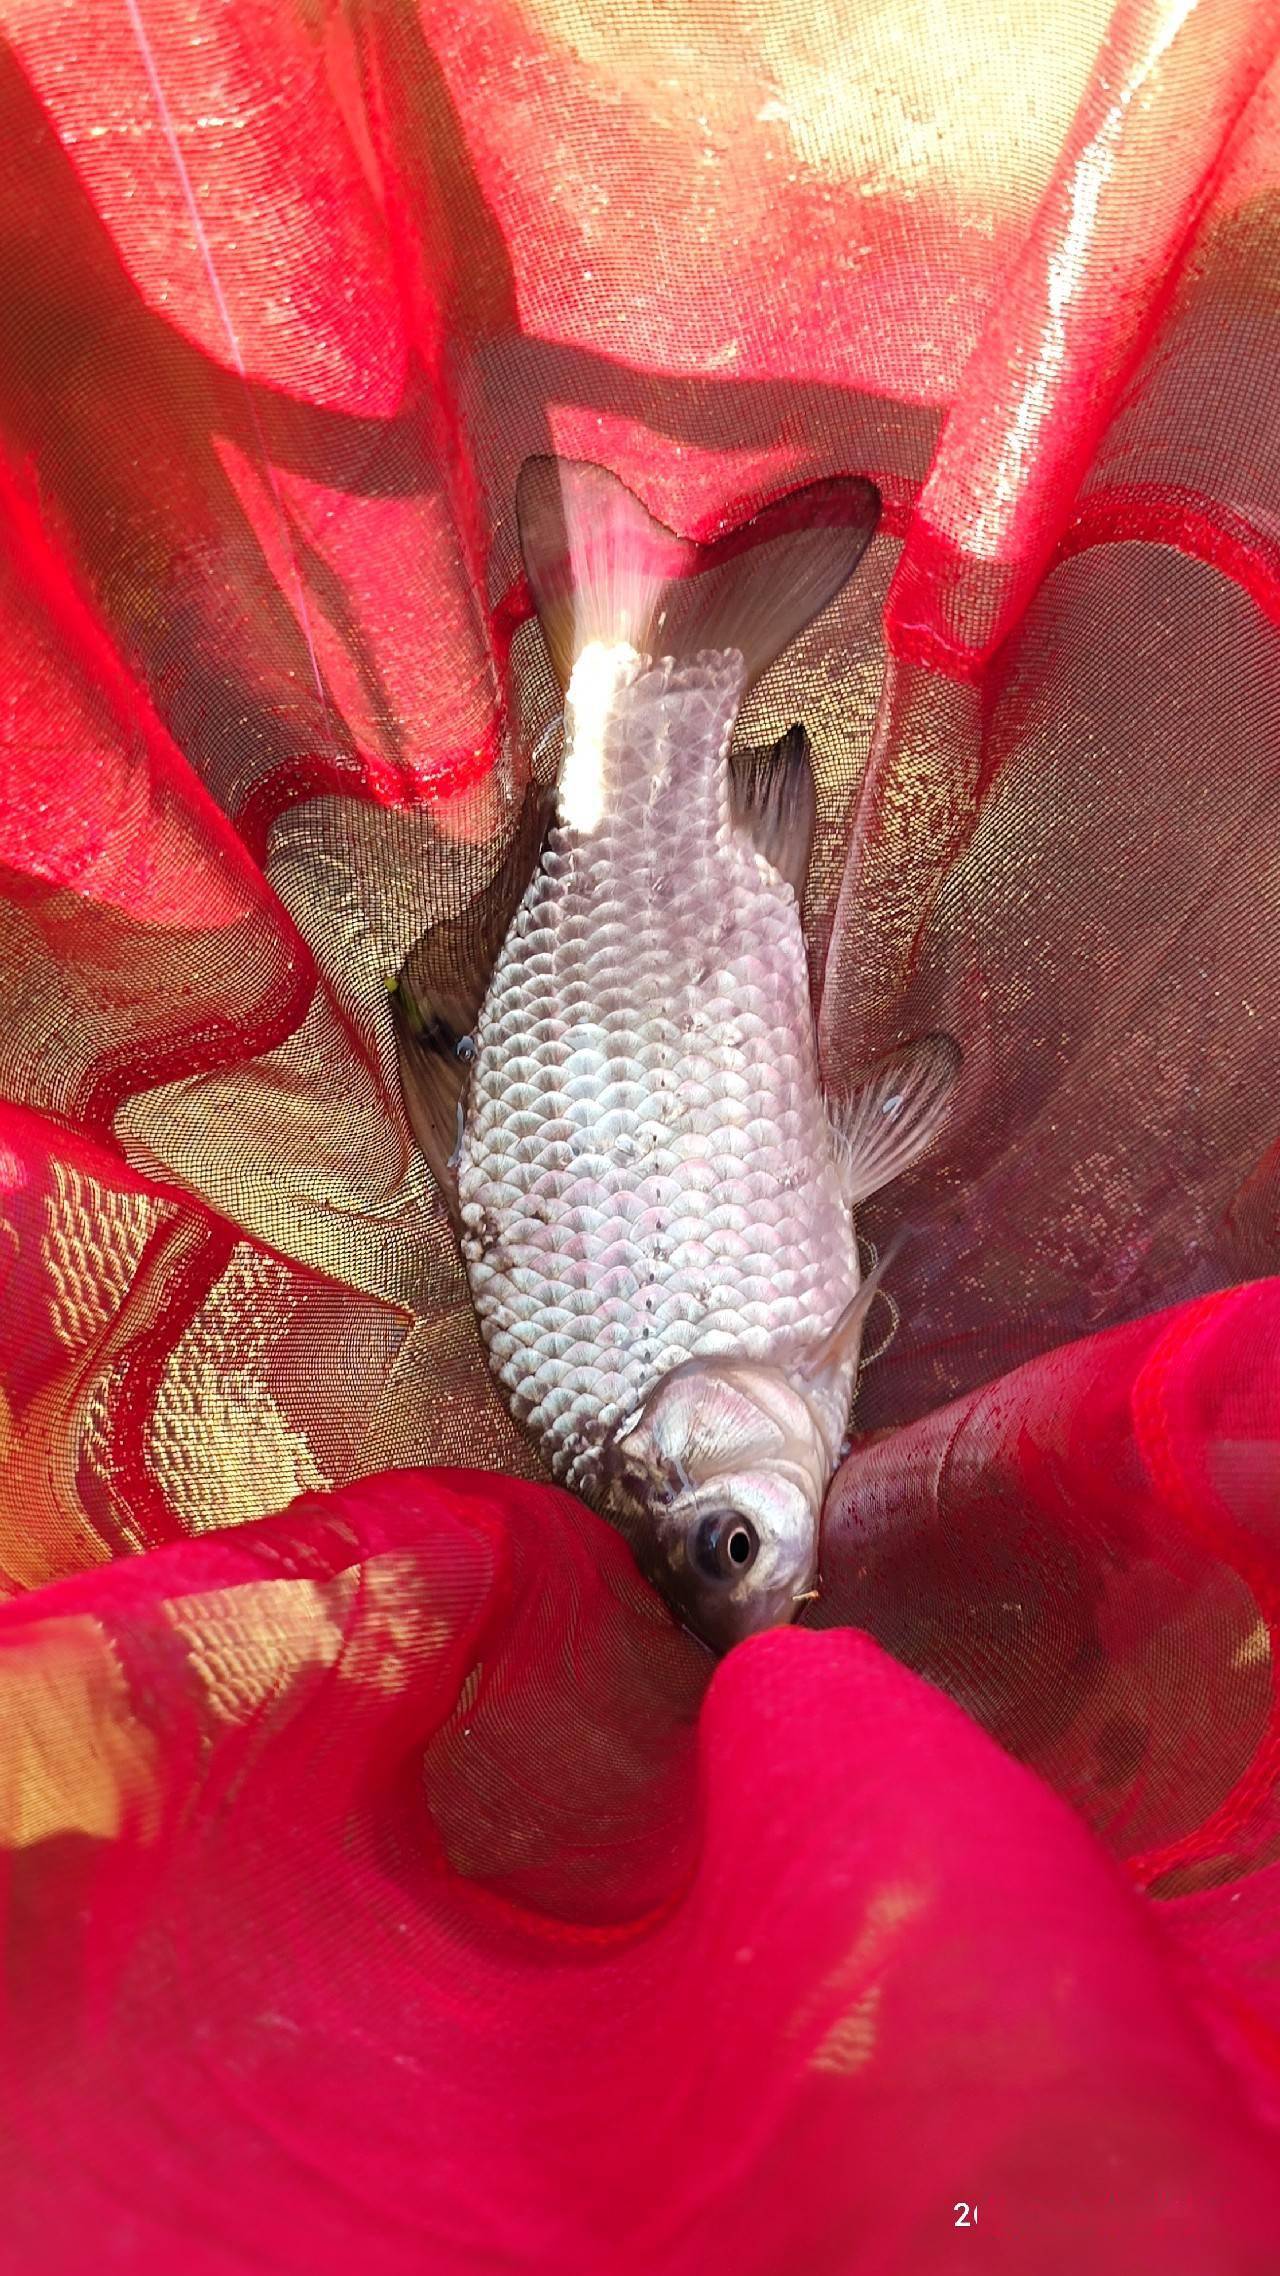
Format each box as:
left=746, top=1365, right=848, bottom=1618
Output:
left=517, top=457, right=684, bottom=687
left=516, top=457, right=880, bottom=692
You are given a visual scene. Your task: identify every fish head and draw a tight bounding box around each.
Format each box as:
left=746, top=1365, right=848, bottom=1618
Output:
left=600, top=1358, right=835, bottom=1653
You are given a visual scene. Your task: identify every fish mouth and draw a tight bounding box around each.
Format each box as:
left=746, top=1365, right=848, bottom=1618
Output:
left=660, top=1566, right=807, bottom=1656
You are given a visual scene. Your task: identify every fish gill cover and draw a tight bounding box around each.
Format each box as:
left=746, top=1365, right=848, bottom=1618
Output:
left=0, top=0, right=1279, bottom=2270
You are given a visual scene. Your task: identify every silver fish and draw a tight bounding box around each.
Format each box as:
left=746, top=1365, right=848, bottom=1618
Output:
left=395, top=458, right=958, bottom=1652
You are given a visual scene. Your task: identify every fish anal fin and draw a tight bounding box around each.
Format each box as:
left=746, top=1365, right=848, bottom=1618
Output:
left=391, top=785, right=554, bottom=1226
left=729, top=722, right=816, bottom=901
left=827, top=1034, right=961, bottom=1211
left=517, top=456, right=881, bottom=693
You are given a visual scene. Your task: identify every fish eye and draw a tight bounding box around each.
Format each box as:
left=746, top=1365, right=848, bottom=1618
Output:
left=694, top=1511, right=760, bottom=1582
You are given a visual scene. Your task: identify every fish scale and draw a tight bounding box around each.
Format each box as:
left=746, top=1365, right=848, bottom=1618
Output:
left=459, top=644, right=862, bottom=1499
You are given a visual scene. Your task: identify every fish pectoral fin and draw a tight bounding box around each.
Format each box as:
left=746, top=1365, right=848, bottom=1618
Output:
left=729, top=723, right=816, bottom=902
left=517, top=456, right=880, bottom=692
left=798, top=1231, right=907, bottom=1386
left=826, top=1033, right=961, bottom=1209
left=390, top=784, right=555, bottom=1226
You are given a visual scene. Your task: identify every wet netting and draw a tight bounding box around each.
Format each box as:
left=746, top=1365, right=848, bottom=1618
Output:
left=1, top=2, right=1279, bottom=2270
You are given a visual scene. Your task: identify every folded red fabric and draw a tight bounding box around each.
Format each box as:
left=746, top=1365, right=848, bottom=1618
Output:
left=1, top=1466, right=1276, bottom=2274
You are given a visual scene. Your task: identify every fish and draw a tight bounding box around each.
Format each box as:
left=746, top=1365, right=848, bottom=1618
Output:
left=393, top=457, right=959, bottom=1653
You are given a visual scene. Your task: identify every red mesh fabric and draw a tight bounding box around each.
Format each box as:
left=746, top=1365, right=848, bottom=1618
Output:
left=2, top=0, right=1280, bottom=2267
left=4, top=1472, right=1280, bottom=2275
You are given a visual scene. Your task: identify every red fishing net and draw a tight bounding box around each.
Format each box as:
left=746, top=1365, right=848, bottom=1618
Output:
left=1, top=1, right=1279, bottom=2268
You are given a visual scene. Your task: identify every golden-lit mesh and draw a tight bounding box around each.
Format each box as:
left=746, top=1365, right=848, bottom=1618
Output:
left=0, top=0, right=1275, bottom=1799
left=0, top=1111, right=411, bottom=1586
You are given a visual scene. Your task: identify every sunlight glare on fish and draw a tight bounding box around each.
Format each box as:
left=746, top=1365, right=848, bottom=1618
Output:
left=561, top=642, right=636, bottom=835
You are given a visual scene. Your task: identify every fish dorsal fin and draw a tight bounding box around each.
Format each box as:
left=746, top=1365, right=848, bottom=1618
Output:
left=516, top=457, right=880, bottom=693
left=729, top=722, right=816, bottom=901
left=827, top=1034, right=961, bottom=1210
left=390, top=974, right=472, bottom=1230
left=390, top=785, right=554, bottom=1225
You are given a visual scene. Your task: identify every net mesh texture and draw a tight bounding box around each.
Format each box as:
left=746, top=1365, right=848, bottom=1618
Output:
left=1, top=1, right=1279, bottom=2269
